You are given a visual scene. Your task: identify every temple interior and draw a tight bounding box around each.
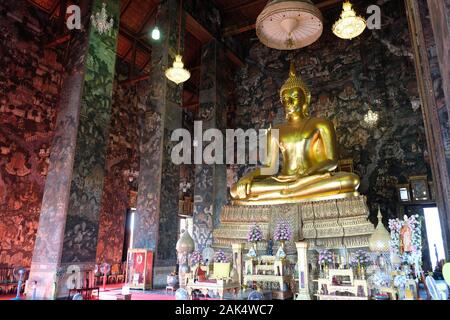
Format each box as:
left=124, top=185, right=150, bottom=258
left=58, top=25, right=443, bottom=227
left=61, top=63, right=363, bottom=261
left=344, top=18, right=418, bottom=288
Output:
left=0, top=0, right=450, bottom=301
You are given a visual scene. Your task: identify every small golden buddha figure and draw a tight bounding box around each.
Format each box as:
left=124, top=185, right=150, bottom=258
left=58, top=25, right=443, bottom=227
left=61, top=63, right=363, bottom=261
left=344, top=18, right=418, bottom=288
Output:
left=231, top=62, right=360, bottom=205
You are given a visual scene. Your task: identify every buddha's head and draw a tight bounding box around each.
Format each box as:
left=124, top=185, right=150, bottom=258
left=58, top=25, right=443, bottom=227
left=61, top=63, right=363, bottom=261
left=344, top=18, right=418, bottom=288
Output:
left=280, top=61, right=311, bottom=119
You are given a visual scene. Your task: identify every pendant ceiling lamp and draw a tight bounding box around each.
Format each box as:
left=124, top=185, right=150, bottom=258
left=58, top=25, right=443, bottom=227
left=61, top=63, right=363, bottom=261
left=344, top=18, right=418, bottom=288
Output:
left=332, top=1, right=366, bottom=40
left=165, top=0, right=190, bottom=85
left=151, top=4, right=161, bottom=40
left=256, top=0, right=323, bottom=50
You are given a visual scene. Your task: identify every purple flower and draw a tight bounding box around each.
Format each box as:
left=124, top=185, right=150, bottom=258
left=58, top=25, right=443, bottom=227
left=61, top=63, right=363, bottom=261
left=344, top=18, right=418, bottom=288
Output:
left=274, top=222, right=292, bottom=241
left=190, top=251, right=203, bottom=266
left=214, top=250, right=229, bottom=263
left=247, top=224, right=263, bottom=242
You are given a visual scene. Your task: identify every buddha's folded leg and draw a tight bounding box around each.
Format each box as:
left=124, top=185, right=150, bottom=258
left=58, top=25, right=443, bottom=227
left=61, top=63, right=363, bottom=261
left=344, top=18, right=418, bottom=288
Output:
left=249, top=179, right=289, bottom=194
left=282, top=173, right=360, bottom=199
left=247, top=174, right=336, bottom=200
left=249, top=174, right=330, bottom=195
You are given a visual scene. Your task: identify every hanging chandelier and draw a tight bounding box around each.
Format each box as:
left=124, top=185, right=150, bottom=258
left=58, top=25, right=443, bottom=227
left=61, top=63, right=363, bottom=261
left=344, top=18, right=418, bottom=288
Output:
left=364, top=108, right=379, bottom=127
left=90, top=3, right=114, bottom=35
left=256, top=0, right=323, bottom=50
left=332, top=1, right=366, bottom=40
left=166, top=55, right=191, bottom=84
left=165, top=0, right=190, bottom=85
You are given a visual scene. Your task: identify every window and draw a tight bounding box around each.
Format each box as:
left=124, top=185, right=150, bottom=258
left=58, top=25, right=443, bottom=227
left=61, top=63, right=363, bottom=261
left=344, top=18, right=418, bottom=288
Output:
left=129, top=208, right=136, bottom=250
left=179, top=217, right=193, bottom=237
left=121, top=208, right=136, bottom=262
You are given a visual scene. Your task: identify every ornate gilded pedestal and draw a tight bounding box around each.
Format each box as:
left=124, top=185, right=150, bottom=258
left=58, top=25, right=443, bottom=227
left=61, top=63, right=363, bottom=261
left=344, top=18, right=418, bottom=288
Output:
left=213, top=195, right=374, bottom=253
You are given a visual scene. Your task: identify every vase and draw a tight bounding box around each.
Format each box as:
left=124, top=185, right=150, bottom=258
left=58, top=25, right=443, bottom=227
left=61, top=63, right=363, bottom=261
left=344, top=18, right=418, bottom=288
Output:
left=276, top=240, right=287, bottom=259
left=247, top=242, right=258, bottom=259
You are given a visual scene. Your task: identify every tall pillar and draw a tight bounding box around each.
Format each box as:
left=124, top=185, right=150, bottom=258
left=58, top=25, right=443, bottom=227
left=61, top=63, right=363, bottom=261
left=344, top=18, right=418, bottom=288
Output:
left=27, top=0, right=119, bottom=299
left=193, top=40, right=228, bottom=250
left=231, top=243, right=245, bottom=286
left=295, top=241, right=311, bottom=300
left=133, top=0, right=183, bottom=267
left=426, top=0, right=450, bottom=121
left=405, top=0, right=450, bottom=258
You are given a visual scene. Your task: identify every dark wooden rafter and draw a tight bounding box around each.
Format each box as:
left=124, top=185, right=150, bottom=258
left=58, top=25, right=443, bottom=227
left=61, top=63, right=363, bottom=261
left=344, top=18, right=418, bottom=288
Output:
left=136, top=1, right=159, bottom=38
left=119, top=26, right=152, bottom=56
left=119, top=73, right=150, bottom=85
left=121, top=0, right=133, bottom=15
left=222, top=0, right=267, bottom=13
left=57, top=0, right=68, bottom=35
left=185, top=12, right=244, bottom=67
left=49, top=0, right=61, bottom=19
left=45, top=34, right=71, bottom=48
left=129, top=39, right=137, bottom=78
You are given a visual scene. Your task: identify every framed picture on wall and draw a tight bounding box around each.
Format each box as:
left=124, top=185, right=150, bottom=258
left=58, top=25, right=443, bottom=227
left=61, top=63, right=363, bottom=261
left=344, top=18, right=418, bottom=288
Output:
left=397, top=184, right=411, bottom=202
left=409, top=176, right=430, bottom=201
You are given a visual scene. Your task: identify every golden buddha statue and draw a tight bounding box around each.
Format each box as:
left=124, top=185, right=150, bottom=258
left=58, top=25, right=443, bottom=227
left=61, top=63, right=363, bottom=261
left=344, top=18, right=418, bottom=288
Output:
left=231, top=61, right=360, bottom=205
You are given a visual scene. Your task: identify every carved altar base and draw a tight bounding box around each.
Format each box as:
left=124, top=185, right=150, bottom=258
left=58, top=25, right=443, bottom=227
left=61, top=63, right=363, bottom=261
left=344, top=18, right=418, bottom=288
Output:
left=213, top=196, right=374, bottom=253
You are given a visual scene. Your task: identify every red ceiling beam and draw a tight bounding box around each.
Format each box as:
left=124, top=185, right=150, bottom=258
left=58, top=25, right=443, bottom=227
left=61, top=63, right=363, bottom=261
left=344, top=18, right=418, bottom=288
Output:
left=45, top=34, right=71, bottom=48
left=121, top=0, right=133, bottom=15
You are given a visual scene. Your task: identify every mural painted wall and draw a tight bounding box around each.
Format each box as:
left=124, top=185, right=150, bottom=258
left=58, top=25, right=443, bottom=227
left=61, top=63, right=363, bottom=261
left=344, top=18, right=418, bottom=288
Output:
left=0, top=2, right=63, bottom=267
left=229, top=0, right=430, bottom=222
left=193, top=40, right=236, bottom=251
left=59, top=0, right=120, bottom=264
left=133, top=0, right=183, bottom=265
left=96, top=65, right=140, bottom=265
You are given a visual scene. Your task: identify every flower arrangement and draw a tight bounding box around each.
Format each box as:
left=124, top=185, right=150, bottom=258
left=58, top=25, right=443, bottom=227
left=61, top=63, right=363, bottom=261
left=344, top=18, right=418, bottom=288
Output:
left=214, top=250, right=229, bottom=263
left=389, top=215, right=422, bottom=266
left=247, top=224, right=263, bottom=242
left=189, top=250, right=203, bottom=266
left=273, top=222, right=292, bottom=242
left=350, top=250, right=371, bottom=267
left=393, top=274, right=407, bottom=288
left=370, top=271, right=390, bottom=288
left=318, top=250, right=333, bottom=266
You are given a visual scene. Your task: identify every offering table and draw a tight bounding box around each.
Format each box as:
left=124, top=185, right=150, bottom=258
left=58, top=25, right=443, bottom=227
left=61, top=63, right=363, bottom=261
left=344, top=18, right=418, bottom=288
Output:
left=185, top=281, right=240, bottom=300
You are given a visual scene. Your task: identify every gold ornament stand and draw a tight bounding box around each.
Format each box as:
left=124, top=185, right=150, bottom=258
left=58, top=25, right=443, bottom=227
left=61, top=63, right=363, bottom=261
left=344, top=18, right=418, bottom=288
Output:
left=213, top=195, right=374, bottom=252
left=243, top=255, right=293, bottom=300
left=314, top=268, right=369, bottom=300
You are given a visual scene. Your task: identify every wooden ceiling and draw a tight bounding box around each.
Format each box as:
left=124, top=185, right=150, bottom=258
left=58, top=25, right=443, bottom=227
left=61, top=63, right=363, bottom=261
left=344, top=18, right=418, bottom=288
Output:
left=27, top=0, right=158, bottom=71
left=28, top=0, right=346, bottom=68
left=26, top=0, right=345, bottom=111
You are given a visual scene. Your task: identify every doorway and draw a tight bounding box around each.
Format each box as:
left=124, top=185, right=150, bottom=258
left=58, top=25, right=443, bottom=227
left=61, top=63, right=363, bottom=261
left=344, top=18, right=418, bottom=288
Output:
left=122, top=208, right=136, bottom=262
left=423, top=207, right=446, bottom=270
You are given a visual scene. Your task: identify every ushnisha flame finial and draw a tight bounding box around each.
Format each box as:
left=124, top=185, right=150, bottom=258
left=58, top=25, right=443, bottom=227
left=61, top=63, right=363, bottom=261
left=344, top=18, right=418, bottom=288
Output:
left=279, top=60, right=311, bottom=105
